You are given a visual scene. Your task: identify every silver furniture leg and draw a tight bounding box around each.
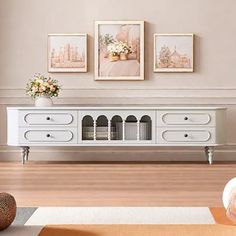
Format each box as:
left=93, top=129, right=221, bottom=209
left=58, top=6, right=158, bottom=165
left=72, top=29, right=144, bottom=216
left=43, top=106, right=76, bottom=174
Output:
left=205, top=146, right=214, bottom=165
left=204, top=146, right=209, bottom=162
left=20, top=146, right=30, bottom=164
left=25, top=147, right=30, bottom=161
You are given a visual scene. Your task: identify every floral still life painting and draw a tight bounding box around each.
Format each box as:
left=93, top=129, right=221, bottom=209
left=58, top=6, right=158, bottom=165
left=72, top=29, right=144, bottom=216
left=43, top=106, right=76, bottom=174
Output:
left=154, top=34, right=194, bottom=72
left=95, top=21, right=144, bottom=80
left=48, top=34, right=87, bottom=73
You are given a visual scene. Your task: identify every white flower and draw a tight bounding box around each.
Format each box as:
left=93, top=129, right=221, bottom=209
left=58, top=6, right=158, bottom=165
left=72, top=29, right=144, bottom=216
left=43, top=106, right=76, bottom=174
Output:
left=41, top=86, right=46, bottom=91
left=107, top=41, right=132, bottom=54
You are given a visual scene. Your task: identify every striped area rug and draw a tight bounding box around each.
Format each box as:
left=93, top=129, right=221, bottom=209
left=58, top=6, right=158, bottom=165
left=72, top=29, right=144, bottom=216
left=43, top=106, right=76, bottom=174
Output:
left=1, top=207, right=235, bottom=236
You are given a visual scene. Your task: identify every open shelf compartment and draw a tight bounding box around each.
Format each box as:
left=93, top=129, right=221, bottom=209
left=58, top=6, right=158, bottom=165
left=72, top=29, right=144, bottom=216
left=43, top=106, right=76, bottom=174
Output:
left=81, top=114, right=152, bottom=142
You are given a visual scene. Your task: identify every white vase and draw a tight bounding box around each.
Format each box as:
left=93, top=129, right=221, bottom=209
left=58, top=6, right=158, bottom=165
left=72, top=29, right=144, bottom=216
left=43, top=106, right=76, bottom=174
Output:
left=35, top=95, right=53, bottom=107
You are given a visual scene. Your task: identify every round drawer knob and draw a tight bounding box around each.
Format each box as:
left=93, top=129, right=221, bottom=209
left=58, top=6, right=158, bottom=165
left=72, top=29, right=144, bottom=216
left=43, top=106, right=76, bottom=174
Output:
left=46, top=117, right=51, bottom=121
left=46, top=134, right=51, bottom=138
left=184, top=134, right=188, bottom=138
left=184, top=117, right=189, bottom=121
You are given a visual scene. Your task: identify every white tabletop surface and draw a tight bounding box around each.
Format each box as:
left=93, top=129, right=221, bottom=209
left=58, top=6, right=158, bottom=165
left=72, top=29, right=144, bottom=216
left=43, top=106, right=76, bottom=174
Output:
left=7, top=105, right=227, bottom=110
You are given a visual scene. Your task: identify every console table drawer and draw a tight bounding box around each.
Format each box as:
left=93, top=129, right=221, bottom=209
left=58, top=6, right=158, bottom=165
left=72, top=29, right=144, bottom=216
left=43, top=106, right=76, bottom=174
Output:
left=158, top=128, right=215, bottom=143
left=19, top=128, right=77, bottom=143
left=19, top=111, right=77, bottom=126
left=158, top=111, right=215, bottom=126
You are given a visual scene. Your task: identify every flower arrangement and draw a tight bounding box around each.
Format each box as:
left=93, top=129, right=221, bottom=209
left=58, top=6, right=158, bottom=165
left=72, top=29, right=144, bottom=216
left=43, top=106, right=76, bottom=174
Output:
left=99, top=34, right=115, bottom=48
left=107, top=41, right=132, bottom=55
left=26, top=74, right=60, bottom=99
left=107, top=41, right=123, bottom=56
left=119, top=41, right=132, bottom=54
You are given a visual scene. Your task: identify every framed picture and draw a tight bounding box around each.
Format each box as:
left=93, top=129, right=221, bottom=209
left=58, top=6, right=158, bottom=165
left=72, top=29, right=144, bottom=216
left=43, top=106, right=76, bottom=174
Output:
left=48, top=34, right=87, bottom=73
left=154, top=34, right=194, bottom=72
left=95, top=21, right=144, bottom=80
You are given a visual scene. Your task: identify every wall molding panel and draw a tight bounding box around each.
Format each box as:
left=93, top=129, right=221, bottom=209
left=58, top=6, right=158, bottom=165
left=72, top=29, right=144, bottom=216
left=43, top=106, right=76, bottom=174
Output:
left=2, top=88, right=236, bottom=98
left=2, top=88, right=236, bottom=105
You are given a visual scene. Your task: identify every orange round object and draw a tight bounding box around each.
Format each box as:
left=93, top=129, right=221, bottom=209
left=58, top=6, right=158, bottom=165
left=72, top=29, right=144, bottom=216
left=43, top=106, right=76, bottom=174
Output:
left=0, top=192, right=16, bottom=231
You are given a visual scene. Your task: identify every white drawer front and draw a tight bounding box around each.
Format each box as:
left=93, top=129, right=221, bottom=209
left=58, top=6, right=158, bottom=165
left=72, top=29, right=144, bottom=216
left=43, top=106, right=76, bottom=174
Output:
left=19, top=111, right=77, bottom=126
left=19, top=128, right=77, bottom=144
left=158, top=111, right=215, bottom=126
left=158, top=128, right=215, bottom=143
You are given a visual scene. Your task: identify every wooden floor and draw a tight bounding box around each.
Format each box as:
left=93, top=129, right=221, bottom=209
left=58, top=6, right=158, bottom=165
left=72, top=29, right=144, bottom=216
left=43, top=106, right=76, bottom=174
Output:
left=0, top=161, right=235, bottom=207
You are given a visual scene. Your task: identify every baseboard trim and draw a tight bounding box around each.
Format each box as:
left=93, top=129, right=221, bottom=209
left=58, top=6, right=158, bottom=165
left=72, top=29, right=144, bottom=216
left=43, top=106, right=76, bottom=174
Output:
left=1, top=145, right=236, bottom=152
left=1, top=145, right=236, bottom=162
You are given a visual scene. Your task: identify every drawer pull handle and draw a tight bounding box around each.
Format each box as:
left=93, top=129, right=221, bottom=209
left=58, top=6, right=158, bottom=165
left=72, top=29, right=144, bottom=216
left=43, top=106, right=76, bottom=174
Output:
left=46, top=117, right=51, bottom=121
left=184, top=134, right=188, bottom=138
left=184, top=117, right=189, bottom=121
left=46, top=134, right=51, bottom=138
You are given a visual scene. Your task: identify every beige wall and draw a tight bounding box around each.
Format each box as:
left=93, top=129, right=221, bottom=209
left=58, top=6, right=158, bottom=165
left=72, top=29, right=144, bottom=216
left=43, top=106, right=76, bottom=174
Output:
left=1, top=0, right=236, bottom=161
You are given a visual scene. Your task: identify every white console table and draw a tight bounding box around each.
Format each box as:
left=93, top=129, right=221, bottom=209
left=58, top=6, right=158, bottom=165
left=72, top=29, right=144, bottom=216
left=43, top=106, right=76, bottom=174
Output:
left=7, top=106, right=227, bottom=164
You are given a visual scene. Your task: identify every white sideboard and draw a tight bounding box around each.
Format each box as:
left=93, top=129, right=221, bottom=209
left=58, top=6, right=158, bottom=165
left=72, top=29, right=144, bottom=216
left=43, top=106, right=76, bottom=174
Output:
left=7, top=106, right=227, bottom=164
